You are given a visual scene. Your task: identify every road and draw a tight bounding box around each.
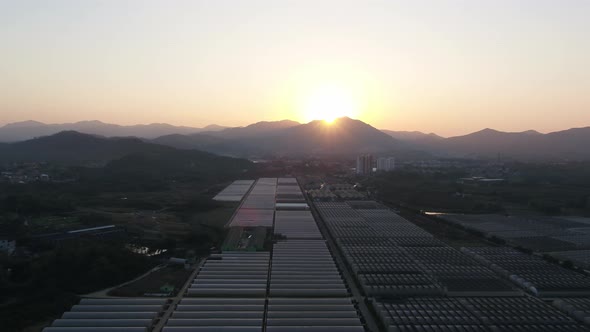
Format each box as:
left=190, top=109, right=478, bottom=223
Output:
left=82, top=264, right=165, bottom=298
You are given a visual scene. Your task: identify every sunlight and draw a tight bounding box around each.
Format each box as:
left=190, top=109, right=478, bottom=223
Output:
left=301, top=84, right=358, bottom=123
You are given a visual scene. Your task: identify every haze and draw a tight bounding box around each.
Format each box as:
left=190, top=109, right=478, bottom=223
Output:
left=1, top=0, right=589, bottom=136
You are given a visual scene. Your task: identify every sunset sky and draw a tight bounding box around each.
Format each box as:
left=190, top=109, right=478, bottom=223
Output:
left=1, top=0, right=589, bottom=136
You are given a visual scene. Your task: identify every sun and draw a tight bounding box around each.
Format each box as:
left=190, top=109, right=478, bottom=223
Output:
left=301, top=85, right=358, bottom=124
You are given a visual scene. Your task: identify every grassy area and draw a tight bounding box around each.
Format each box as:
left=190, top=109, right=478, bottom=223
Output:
left=108, top=265, right=192, bottom=297
left=187, top=204, right=238, bottom=228
left=28, top=216, right=80, bottom=232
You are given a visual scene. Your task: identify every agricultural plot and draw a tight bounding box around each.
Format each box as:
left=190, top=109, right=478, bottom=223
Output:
left=315, top=201, right=517, bottom=297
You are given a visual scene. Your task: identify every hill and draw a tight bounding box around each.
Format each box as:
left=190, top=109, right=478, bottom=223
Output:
left=0, top=131, right=252, bottom=168
left=151, top=133, right=228, bottom=150
left=0, top=131, right=166, bottom=163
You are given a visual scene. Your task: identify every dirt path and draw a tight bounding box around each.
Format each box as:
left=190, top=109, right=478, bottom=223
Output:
left=82, top=264, right=165, bottom=298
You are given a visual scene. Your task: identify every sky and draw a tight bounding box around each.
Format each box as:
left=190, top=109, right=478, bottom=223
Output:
left=1, top=0, right=589, bottom=137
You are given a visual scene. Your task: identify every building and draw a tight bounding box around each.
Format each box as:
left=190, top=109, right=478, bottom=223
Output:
left=356, top=154, right=373, bottom=175
left=377, top=157, right=396, bottom=172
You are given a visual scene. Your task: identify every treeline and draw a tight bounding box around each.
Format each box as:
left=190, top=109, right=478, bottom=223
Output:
left=371, top=164, right=590, bottom=215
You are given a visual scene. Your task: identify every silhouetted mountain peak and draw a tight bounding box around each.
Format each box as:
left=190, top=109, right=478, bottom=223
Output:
left=245, top=119, right=300, bottom=129
left=203, top=124, right=227, bottom=131
left=329, top=116, right=359, bottom=124
left=472, top=128, right=501, bottom=135
left=205, top=119, right=300, bottom=139
left=51, top=130, right=97, bottom=138
left=2, top=120, right=46, bottom=128
left=522, top=130, right=541, bottom=135
left=76, top=120, right=106, bottom=125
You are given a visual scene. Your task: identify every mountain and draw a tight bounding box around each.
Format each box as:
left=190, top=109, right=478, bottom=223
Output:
left=204, top=120, right=300, bottom=139
left=0, top=120, right=227, bottom=142
left=202, top=124, right=227, bottom=131
left=2, top=120, right=46, bottom=128
left=257, top=117, right=400, bottom=155
left=381, top=130, right=444, bottom=142
left=413, top=127, right=590, bottom=160
left=6, top=120, right=588, bottom=161
left=152, top=117, right=402, bottom=157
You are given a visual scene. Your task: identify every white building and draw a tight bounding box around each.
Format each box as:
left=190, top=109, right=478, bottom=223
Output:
left=377, top=157, right=396, bottom=172
left=356, top=154, right=373, bottom=175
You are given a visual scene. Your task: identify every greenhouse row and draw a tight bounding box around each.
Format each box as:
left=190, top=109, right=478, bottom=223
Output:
left=239, top=177, right=277, bottom=210
left=228, top=178, right=280, bottom=227
left=187, top=251, right=270, bottom=297
left=553, top=298, right=590, bottom=325
left=277, top=177, right=298, bottom=184
left=374, top=297, right=588, bottom=332
left=213, top=180, right=255, bottom=202
left=266, top=298, right=364, bottom=332
left=42, top=298, right=169, bottom=332
left=275, top=178, right=307, bottom=206
left=163, top=297, right=266, bottom=332
left=551, top=250, right=590, bottom=270
left=314, top=201, right=516, bottom=297
left=229, top=208, right=275, bottom=227
left=273, top=179, right=316, bottom=238
left=274, top=210, right=322, bottom=239
left=166, top=251, right=270, bottom=331
left=438, top=214, right=590, bottom=254
left=270, top=240, right=349, bottom=297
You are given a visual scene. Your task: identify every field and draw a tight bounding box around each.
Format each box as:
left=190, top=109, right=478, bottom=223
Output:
left=397, top=209, right=497, bottom=248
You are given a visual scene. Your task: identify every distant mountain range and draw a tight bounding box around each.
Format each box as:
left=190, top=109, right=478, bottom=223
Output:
left=1, top=119, right=589, bottom=161
left=393, top=127, right=590, bottom=161
left=0, top=131, right=173, bottom=163
left=0, top=120, right=227, bottom=142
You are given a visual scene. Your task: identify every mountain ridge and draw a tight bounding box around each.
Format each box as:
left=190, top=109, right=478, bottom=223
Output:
left=152, top=117, right=403, bottom=157
left=0, top=120, right=228, bottom=142
left=2, top=119, right=589, bottom=160
left=412, top=126, right=590, bottom=160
